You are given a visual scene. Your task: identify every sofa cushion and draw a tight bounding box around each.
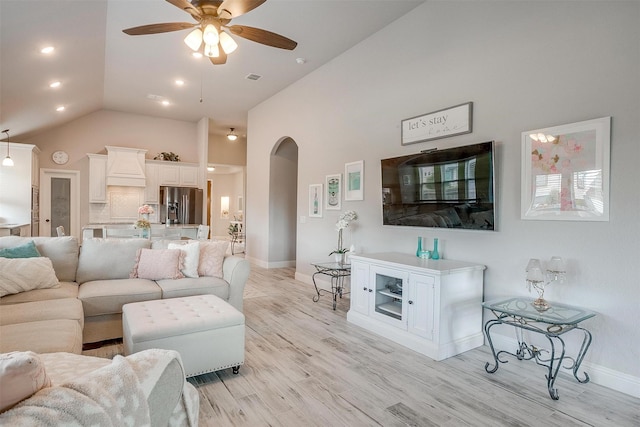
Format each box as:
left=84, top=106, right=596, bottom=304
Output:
left=0, top=298, right=84, bottom=329
left=0, top=282, right=78, bottom=306
left=156, top=276, right=230, bottom=300
left=0, top=240, right=41, bottom=258
left=130, top=248, right=185, bottom=281
left=0, top=351, right=51, bottom=412
left=78, top=278, right=162, bottom=317
left=0, top=236, right=79, bottom=282
left=76, top=238, right=151, bottom=284
left=0, top=257, right=60, bottom=297
left=0, top=319, right=83, bottom=354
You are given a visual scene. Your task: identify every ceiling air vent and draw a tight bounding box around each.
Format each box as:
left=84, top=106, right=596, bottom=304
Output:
left=245, top=73, right=262, bottom=81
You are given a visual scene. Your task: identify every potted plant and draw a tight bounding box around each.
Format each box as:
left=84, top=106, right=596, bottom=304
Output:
left=329, top=210, right=358, bottom=263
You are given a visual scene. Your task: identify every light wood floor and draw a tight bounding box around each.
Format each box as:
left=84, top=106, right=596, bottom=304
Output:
left=182, top=265, right=638, bottom=427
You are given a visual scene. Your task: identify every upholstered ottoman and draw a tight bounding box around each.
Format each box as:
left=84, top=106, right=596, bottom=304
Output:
left=122, top=295, right=245, bottom=377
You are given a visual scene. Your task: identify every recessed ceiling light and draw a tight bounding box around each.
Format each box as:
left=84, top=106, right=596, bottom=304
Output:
left=296, top=58, right=307, bottom=64
left=40, top=46, right=55, bottom=54
left=49, top=81, right=61, bottom=88
left=192, top=52, right=202, bottom=58
left=175, top=79, right=185, bottom=86
left=161, top=100, right=170, bottom=106
left=56, top=105, right=65, bottom=112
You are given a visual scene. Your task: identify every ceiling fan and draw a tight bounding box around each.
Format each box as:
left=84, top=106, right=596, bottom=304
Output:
left=123, top=0, right=297, bottom=65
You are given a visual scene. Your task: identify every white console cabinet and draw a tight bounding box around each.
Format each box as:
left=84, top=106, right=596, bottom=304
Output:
left=347, top=252, right=485, bottom=361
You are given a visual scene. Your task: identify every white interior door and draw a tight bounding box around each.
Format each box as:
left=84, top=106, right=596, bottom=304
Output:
left=40, top=169, right=80, bottom=237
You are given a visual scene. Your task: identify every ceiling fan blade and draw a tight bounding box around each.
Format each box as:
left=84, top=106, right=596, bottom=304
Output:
left=123, top=22, right=196, bottom=36
left=166, top=0, right=202, bottom=20
left=210, top=47, right=228, bottom=65
left=217, top=0, right=266, bottom=20
left=228, top=25, right=297, bottom=50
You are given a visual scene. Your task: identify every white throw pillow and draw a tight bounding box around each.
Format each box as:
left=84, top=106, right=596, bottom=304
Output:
left=0, top=351, right=51, bottom=412
left=0, top=257, right=60, bottom=297
left=168, top=241, right=200, bottom=278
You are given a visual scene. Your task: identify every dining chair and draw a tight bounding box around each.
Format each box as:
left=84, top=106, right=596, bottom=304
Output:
left=196, top=224, right=210, bottom=240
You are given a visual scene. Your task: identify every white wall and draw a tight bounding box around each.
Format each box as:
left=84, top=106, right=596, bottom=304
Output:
left=247, top=1, right=640, bottom=394
left=268, top=138, right=298, bottom=265
left=209, top=171, right=244, bottom=237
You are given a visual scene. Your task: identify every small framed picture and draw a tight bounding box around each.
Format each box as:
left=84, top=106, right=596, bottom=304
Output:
left=344, top=160, right=364, bottom=201
left=309, top=184, right=323, bottom=217
left=325, top=174, right=342, bottom=210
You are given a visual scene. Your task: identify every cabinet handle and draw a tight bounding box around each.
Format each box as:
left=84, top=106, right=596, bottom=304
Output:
left=368, top=289, right=373, bottom=293
left=408, top=300, right=414, bottom=304
left=363, top=287, right=367, bottom=291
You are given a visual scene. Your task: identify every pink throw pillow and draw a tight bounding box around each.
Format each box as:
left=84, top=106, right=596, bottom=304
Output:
left=130, top=248, right=185, bottom=280
left=0, top=351, right=51, bottom=412
left=198, top=241, right=229, bottom=278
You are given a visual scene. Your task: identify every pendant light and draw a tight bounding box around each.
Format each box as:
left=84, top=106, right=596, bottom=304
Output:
left=2, top=129, right=13, bottom=167
left=227, top=128, right=238, bottom=141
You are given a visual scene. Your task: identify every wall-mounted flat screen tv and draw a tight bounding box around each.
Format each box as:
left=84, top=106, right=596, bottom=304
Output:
left=381, top=141, right=495, bottom=231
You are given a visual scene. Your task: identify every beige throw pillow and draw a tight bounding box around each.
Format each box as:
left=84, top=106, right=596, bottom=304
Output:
left=0, top=257, right=60, bottom=297
left=198, top=241, right=229, bottom=278
left=0, top=351, right=51, bottom=412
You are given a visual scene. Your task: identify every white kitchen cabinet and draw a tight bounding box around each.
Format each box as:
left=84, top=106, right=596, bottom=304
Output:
left=144, top=163, right=159, bottom=204
left=88, top=154, right=107, bottom=203
left=156, top=162, right=199, bottom=187
left=179, top=164, right=199, bottom=187
left=347, top=252, right=485, bottom=361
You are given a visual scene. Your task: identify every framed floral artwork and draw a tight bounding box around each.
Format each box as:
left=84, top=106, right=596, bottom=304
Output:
left=521, top=116, right=611, bottom=221
left=309, top=184, right=323, bottom=218
left=325, top=174, right=342, bottom=210
left=344, top=160, right=364, bottom=201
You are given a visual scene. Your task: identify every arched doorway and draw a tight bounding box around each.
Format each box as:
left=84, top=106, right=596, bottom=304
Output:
left=268, top=137, right=298, bottom=266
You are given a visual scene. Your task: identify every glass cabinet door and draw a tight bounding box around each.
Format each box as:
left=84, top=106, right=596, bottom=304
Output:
left=370, top=265, right=408, bottom=328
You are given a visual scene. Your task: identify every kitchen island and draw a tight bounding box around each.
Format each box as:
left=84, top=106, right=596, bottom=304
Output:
left=82, top=224, right=200, bottom=240
left=0, top=223, right=31, bottom=237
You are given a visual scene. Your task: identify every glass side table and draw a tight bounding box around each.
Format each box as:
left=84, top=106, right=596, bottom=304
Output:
left=482, top=297, right=596, bottom=400
left=311, top=261, right=351, bottom=310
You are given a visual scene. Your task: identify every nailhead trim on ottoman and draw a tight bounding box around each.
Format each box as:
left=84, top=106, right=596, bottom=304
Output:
left=123, top=295, right=245, bottom=377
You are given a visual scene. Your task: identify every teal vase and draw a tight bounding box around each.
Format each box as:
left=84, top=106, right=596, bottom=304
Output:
left=431, top=238, right=439, bottom=260
left=416, top=237, right=422, bottom=257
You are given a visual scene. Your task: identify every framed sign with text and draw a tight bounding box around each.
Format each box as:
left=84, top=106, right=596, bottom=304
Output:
left=401, top=102, right=473, bottom=145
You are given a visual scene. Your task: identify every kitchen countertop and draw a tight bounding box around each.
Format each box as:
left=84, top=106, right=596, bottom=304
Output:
left=0, top=223, right=30, bottom=229
left=83, top=223, right=200, bottom=229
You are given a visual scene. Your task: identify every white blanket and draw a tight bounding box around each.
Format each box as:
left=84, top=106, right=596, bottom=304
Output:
left=0, top=354, right=150, bottom=426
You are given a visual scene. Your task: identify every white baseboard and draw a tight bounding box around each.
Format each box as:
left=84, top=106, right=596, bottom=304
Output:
left=489, top=333, right=640, bottom=398
left=247, top=257, right=295, bottom=269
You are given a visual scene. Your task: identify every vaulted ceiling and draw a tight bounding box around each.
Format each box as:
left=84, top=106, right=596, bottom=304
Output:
left=0, top=0, right=424, bottom=141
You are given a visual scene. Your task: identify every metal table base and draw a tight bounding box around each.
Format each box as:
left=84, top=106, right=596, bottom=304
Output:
left=311, top=262, right=351, bottom=310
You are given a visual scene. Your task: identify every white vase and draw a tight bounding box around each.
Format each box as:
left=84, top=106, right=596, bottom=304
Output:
left=334, top=253, right=344, bottom=264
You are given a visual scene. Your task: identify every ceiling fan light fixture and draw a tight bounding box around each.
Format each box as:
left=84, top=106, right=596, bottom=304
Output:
left=203, top=24, right=219, bottom=46
left=227, top=128, right=238, bottom=141
left=204, top=43, right=219, bottom=58
left=184, top=28, right=203, bottom=51
left=219, top=31, right=238, bottom=55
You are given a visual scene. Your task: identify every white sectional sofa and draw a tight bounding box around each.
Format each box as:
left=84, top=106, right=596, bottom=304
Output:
left=0, top=236, right=250, bottom=354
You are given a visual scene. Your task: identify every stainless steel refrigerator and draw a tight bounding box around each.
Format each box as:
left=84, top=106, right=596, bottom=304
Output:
left=159, top=186, right=203, bottom=225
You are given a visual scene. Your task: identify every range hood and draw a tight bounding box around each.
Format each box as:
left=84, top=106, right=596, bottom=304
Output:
left=105, top=146, right=147, bottom=187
